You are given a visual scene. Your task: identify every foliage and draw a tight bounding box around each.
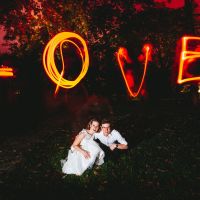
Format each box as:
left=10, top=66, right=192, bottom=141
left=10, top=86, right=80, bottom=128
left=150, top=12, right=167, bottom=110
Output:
left=0, top=0, right=193, bottom=96
left=1, top=0, right=88, bottom=58
left=1, top=0, right=184, bottom=65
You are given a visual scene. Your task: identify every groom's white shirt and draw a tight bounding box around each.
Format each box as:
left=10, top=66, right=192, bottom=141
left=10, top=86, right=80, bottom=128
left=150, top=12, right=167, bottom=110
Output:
left=94, top=129, right=128, bottom=147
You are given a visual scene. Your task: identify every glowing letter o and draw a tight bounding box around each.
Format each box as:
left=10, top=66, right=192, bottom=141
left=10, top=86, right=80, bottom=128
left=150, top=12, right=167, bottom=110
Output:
left=43, top=32, right=89, bottom=92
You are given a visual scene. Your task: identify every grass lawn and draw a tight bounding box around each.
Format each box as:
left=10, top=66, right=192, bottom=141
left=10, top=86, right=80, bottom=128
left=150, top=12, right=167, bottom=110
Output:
left=1, top=99, right=200, bottom=200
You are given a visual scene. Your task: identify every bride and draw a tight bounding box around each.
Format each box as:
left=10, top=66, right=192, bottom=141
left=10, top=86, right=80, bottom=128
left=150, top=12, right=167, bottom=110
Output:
left=61, top=118, right=105, bottom=175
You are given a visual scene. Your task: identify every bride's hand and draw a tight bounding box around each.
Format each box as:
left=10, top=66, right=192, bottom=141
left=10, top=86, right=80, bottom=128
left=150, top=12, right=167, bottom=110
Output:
left=82, top=150, right=91, bottom=159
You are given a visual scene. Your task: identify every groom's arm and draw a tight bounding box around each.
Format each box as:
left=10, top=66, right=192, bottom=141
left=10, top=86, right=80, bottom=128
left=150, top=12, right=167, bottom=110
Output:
left=110, top=130, right=128, bottom=150
left=116, top=143, right=128, bottom=150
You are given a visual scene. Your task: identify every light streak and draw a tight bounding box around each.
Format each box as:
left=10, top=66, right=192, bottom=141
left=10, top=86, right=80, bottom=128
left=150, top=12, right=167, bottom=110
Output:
left=116, top=44, right=151, bottom=98
left=177, top=36, right=200, bottom=84
left=0, top=66, right=14, bottom=77
left=43, top=32, right=89, bottom=95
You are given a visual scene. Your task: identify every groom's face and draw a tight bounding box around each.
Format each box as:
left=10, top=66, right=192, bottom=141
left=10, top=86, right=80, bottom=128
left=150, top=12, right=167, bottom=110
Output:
left=101, top=123, right=111, bottom=136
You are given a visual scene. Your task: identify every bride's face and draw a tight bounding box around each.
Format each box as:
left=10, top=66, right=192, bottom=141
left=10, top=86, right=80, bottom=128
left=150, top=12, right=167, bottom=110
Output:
left=90, top=121, right=100, bottom=133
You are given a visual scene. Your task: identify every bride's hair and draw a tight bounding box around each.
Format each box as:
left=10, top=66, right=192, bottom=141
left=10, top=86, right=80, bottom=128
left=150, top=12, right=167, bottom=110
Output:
left=86, top=118, right=99, bottom=130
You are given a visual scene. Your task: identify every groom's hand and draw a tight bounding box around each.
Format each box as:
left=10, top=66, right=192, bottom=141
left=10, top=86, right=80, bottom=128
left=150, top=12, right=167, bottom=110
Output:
left=109, top=144, right=117, bottom=151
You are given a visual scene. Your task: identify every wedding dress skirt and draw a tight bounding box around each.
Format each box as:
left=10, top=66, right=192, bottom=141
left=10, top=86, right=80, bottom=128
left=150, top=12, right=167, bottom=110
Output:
left=62, top=129, right=105, bottom=175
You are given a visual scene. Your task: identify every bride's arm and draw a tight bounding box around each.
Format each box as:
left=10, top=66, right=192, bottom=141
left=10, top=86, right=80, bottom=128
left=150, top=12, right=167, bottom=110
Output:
left=71, top=133, right=91, bottom=159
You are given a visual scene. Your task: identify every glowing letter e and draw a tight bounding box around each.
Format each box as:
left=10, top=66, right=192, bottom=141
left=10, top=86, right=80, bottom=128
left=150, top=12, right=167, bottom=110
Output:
left=177, top=36, right=200, bottom=84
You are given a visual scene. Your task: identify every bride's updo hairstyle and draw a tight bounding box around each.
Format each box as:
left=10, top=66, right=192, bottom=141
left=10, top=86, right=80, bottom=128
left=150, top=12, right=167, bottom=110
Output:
left=86, top=118, right=99, bottom=130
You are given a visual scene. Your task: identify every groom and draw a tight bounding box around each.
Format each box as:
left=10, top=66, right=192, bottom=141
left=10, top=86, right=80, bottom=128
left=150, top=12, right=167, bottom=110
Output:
left=94, top=118, right=128, bottom=161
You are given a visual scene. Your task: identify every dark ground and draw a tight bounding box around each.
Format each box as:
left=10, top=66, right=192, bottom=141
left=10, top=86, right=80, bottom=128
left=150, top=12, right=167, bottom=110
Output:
left=0, top=97, right=200, bottom=200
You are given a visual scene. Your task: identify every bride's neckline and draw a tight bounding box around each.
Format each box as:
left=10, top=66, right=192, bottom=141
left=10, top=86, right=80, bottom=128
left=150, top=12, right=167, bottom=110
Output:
left=85, top=129, right=93, bottom=135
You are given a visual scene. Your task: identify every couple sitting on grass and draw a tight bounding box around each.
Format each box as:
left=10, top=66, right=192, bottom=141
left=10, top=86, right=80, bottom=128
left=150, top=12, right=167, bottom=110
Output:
left=61, top=118, right=128, bottom=176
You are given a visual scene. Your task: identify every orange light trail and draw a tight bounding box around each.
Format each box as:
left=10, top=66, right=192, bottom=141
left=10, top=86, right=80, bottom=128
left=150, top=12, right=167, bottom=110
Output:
left=177, top=36, right=200, bottom=84
left=0, top=66, right=14, bottom=77
left=43, top=32, right=89, bottom=95
left=116, top=44, right=151, bottom=98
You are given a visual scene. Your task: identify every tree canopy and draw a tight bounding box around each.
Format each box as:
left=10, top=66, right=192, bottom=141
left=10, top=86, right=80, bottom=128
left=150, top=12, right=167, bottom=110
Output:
left=0, top=0, right=191, bottom=96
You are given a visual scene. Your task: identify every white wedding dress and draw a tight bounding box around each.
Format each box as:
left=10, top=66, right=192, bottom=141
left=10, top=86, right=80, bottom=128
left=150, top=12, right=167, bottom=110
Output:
left=62, top=129, right=105, bottom=175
